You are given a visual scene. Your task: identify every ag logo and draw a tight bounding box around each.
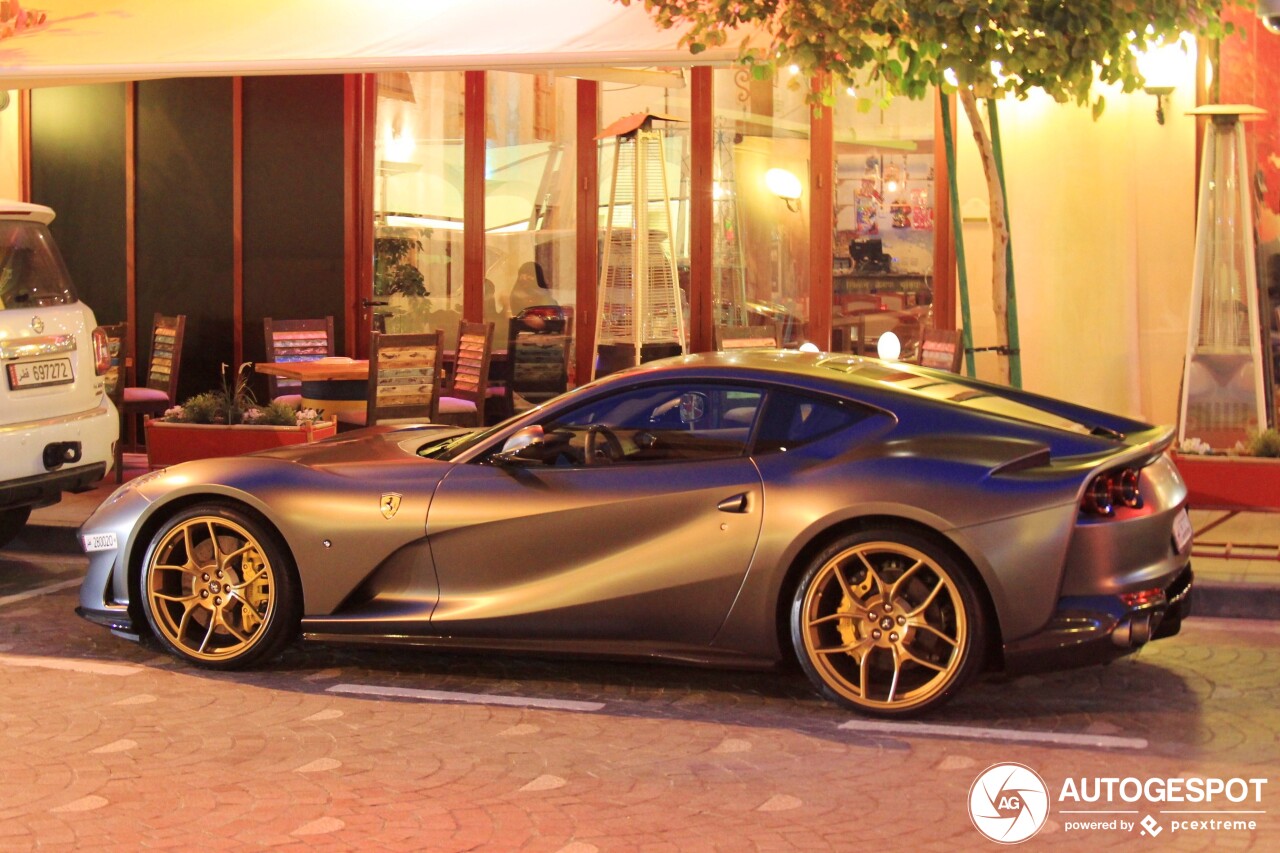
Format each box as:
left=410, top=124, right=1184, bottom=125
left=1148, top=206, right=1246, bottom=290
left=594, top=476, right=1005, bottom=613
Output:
left=380, top=493, right=402, bottom=520
left=968, top=762, right=1050, bottom=844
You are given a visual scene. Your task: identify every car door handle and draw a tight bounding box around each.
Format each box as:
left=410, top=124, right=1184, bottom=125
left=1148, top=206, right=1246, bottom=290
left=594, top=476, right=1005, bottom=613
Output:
left=717, top=493, right=749, bottom=513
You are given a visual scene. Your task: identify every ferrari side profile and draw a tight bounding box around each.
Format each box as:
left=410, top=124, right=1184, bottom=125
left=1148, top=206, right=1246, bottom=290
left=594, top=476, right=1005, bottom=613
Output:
left=77, top=350, right=1193, bottom=716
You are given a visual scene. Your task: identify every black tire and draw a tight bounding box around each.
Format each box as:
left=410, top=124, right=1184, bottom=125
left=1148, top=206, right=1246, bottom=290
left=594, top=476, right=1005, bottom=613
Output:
left=790, top=527, right=986, bottom=717
left=0, top=506, right=32, bottom=550
left=139, top=504, right=300, bottom=669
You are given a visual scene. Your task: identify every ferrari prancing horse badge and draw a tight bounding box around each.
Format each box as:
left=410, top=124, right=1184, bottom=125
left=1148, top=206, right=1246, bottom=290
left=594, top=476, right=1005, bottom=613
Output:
left=380, top=493, right=402, bottom=519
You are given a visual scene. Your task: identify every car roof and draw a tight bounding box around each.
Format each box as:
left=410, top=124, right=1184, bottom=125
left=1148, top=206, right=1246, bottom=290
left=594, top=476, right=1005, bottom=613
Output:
left=604, top=349, right=1154, bottom=441
left=0, top=200, right=55, bottom=225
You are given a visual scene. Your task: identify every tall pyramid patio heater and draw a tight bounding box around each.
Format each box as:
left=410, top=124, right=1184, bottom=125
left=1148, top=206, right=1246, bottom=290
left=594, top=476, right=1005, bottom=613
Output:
left=593, top=112, right=687, bottom=379
left=1179, top=105, right=1271, bottom=449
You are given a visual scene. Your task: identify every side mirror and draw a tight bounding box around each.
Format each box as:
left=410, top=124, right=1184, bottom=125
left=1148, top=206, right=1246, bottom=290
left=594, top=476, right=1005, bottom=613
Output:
left=492, top=424, right=545, bottom=466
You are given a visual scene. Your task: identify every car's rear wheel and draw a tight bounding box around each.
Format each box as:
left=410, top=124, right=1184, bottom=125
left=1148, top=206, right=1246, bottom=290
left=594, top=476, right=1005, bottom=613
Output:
left=791, top=528, right=985, bottom=717
left=139, top=504, right=298, bottom=668
left=0, top=506, right=31, bottom=549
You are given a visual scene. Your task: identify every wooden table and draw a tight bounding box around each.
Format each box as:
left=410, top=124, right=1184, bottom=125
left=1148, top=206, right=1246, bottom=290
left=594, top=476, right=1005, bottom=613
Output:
left=256, top=352, right=509, bottom=417
left=255, top=359, right=370, bottom=415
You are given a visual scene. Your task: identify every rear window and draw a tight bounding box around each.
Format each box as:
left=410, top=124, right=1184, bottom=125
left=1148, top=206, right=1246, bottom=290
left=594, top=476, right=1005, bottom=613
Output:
left=0, top=221, right=78, bottom=310
left=753, top=389, right=872, bottom=454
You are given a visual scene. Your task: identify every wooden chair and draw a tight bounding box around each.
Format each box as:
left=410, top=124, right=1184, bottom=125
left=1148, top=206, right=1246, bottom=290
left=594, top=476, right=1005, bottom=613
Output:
left=344, top=331, right=444, bottom=428
left=263, top=316, right=335, bottom=405
left=916, top=327, right=963, bottom=373
left=98, top=322, right=128, bottom=482
left=715, top=325, right=778, bottom=350
left=437, top=321, right=493, bottom=427
left=506, top=311, right=572, bottom=416
left=122, top=313, right=186, bottom=452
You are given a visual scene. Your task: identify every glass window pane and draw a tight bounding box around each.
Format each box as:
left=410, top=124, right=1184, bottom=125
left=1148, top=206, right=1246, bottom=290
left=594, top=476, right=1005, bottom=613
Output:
left=711, top=67, right=812, bottom=348
left=373, top=71, right=467, bottom=349
left=485, top=72, right=577, bottom=366
left=831, top=85, right=938, bottom=358
left=598, top=71, right=693, bottom=371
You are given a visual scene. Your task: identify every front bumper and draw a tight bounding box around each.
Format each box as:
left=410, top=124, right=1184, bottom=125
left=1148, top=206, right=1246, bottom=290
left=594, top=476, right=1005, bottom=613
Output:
left=1002, top=563, right=1193, bottom=675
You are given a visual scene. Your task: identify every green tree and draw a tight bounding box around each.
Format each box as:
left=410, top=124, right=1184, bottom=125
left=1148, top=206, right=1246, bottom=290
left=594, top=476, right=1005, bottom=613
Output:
left=622, top=0, right=1237, bottom=385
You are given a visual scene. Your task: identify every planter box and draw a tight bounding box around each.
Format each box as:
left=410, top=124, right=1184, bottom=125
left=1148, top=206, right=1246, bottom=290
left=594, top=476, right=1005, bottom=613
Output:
left=144, top=419, right=337, bottom=468
left=1173, top=453, right=1280, bottom=511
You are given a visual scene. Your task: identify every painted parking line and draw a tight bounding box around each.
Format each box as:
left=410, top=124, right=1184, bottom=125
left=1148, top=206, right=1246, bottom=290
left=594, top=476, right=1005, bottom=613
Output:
left=327, top=683, right=606, bottom=712
left=0, top=653, right=143, bottom=677
left=0, top=578, right=80, bottom=609
left=838, top=719, right=1148, bottom=750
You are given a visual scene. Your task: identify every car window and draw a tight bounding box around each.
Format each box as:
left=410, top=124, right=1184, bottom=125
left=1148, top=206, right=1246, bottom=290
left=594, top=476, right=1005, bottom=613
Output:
left=0, top=222, right=78, bottom=311
left=752, top=388, right=870, bottom=454
left=512, top=383, right=764, bottom=467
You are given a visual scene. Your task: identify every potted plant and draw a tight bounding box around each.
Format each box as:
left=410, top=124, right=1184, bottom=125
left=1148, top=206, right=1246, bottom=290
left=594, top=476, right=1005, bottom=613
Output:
left=1172, top=430, right=1280, bottom=511
left=144, top=363, right=337, bottom=468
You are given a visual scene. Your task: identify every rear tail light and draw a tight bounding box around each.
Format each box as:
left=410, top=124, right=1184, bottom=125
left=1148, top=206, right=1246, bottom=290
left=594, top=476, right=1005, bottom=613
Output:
left=1080, top=466, right=1145, bottom=517
left=1120, top=587, right=1165, bottom=608
left=91, top=327, right=112, bottom=376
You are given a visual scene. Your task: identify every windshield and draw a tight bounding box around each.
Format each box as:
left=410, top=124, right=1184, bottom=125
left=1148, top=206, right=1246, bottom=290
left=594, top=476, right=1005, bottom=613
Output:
left=0, top=221, right=78, bottom=311
left=417, top=423, right=506, bottom=460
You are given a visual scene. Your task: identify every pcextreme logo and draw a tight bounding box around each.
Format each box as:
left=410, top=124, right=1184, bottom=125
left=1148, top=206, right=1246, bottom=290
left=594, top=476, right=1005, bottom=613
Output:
left=969, top=763, right=1051, bottom=844
left=968, top=763, right=1270, bottom=844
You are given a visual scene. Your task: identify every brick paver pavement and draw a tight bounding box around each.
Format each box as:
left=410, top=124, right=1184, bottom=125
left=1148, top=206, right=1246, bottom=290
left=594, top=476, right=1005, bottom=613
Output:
left=0, top=562, right=1276, bottom=851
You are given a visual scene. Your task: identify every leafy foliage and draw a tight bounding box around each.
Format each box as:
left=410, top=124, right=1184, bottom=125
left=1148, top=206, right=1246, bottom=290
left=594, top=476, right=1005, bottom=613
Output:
left=374, top=236, right=428, bottom=297
left=622, top=0, right=1237, bottom=111
left=162, top=363, right=322, bottom=426
left=1247, top=428, right=1280, bottom=458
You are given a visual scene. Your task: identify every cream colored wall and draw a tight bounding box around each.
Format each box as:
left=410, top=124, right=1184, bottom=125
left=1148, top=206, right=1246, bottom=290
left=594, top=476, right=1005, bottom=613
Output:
left=954, top=78, right=1198, bottom=426
left=0, top=92, right=20, bottom=200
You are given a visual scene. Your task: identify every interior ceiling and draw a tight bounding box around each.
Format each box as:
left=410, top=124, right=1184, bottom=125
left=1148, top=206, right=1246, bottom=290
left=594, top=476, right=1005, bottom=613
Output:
left=0, top=0, right=754, bottom=89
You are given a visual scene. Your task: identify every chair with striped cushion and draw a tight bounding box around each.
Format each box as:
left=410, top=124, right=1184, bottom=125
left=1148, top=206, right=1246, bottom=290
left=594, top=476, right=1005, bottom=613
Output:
left=915, top=327, right=963, bottom=373
left=343, top=330, right=444, bottom=428
left=263, top=316, right=335, bottom=406
left=437, top=320, right=493, bottom=428
left=123, top=313, right=186, bottom=452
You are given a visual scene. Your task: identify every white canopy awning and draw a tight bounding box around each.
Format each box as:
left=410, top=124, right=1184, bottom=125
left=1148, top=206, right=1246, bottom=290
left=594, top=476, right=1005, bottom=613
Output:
left=0, top=0, right=757, bottom=89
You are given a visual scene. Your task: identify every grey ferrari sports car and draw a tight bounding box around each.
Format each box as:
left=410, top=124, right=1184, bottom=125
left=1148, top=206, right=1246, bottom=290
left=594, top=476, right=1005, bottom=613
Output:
left=77, top=350, right=1193, bottom=716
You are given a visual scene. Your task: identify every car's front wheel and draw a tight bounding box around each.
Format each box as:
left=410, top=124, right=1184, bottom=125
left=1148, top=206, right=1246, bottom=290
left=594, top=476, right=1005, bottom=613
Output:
left=0, top=506, right=31, bottom=549
left=139, top=504, right=299, bottom=668
left=791, top=528, right=985, bottom=717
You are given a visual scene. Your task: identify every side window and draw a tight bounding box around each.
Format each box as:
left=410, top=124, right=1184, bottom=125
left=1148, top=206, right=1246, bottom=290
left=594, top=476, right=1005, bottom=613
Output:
left=519, top=382, right=764, bottom=466
left=753, top=389, right=869, bottom=454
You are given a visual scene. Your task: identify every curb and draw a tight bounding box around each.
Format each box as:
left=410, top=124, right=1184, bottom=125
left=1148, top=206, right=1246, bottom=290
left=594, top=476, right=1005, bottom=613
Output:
left=12, top=522, right=1279, bottom=622
left=1192, top=580, right=1280, bottom=621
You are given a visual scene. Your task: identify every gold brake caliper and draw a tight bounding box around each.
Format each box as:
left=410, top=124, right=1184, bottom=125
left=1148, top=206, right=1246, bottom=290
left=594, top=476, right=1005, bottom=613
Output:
left=835, top=571, right=876, bottom=650
left=239, top=549, right=271, bottom=631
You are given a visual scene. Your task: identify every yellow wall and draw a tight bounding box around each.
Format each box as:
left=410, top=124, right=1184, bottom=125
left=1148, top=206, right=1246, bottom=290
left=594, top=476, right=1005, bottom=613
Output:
left=954, top=75, right=1198, bottom=427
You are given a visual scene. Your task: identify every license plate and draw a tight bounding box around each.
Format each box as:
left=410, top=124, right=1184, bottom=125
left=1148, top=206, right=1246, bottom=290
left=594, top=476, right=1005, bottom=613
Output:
left=7, top=357, right=74, bottom=389
left=82, top=532, right=118, bottom=553
left=1173, top=507, right=1193, bottom=553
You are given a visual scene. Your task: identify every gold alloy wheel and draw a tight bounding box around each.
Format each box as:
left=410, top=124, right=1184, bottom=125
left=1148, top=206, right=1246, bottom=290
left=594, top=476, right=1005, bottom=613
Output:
left=799, top=540, right=968, bottom=712
left=144, top=515, right=277, bottom=662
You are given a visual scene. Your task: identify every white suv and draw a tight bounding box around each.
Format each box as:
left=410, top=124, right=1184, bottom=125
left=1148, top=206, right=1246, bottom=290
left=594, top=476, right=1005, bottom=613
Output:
left=0, top=201, right=118, bottom=548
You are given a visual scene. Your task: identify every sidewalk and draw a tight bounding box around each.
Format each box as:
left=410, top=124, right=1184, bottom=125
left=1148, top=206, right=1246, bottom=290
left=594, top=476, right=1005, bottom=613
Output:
left=22, top=454, right=1280, bottom=619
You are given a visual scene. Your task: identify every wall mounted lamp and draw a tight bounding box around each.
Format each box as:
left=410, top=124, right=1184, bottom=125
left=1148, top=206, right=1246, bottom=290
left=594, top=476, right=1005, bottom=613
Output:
left=1145, top=85, right=1175, bottom=125
left=765, top=168, right=802, bottom=213
left=1135, top=34, right=1191, bottom=126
